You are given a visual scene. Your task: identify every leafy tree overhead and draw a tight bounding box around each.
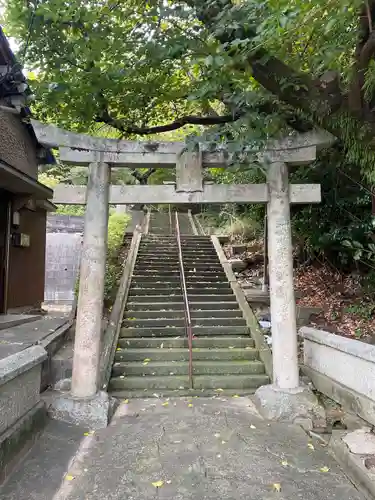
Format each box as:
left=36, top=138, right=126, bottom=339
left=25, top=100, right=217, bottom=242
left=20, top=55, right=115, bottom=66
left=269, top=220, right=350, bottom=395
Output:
left=4, top=0, right=375, bottom=271
left=5, top=0, right=375, bottom=176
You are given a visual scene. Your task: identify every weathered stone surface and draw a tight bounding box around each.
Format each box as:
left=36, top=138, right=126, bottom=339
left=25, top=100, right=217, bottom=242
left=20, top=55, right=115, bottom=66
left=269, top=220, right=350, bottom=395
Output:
left=230, top=259, right=247, bottom=273
left=343, top=429, right=375, bottom=455
left=53, top=183, right=321, bottom=205
left=47, top=391, right=112, bottom=429
left=330, top=430, right=375, bottom=499
left=0, top=401, right=47, bottom=484
left=0, top=366, right=42, bottom=434
left=302, top=327, right=375, bottom=404
left=232, top=244, right=247, bottom=254
left=7, top=397, right=362, bottom=500
left=254, top=384, right=327, bottom=429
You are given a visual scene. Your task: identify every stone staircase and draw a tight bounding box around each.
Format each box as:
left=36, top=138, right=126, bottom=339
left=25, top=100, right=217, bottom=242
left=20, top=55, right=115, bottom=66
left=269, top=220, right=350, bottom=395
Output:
left=148, top=210, right=192, bottom=235
left=109, top=216, right=269, bottom=397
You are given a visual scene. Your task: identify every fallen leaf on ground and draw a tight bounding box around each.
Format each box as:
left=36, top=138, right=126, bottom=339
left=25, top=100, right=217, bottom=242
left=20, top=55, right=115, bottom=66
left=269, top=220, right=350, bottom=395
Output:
left=232, top=394, right=240, bottom=398
left=250, top=424, right=256, bottom=429
left=83, top=431, right=95, bottom=436
left=188, top=403, right=193, bottom=407
left=281, top=460, right=288, bottom=466
left=215, top=388, right=224, bottom=392
left=152, top=480, right=164, bottom=488
left=65, top=475, right=75, bottom=481
left=272, top=483, right=281, bottom=492
left=320, top=466, right=330, bottom=473
left=308, top=443, right=315, bottom=450
left=162, top=401, right=169, bottom=407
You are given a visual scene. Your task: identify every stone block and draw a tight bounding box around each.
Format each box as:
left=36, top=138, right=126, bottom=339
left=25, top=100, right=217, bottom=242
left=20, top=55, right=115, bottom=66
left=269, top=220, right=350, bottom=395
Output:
left=230, top=259, right=247, bottom=273
left=47, top=390, right=116, bottom=429
left=0, top=401, right=47, bottom=484
left=0, top=345, right=46, bottom=434
left=330, top=430, right=375, bottom=499
left=343, top=429, right=375, bottom=455
left=254, top=383, right=327, bottom=429
left=232, top=244, right=247, bottom=254
left=301, top=327, right=375, bottom=405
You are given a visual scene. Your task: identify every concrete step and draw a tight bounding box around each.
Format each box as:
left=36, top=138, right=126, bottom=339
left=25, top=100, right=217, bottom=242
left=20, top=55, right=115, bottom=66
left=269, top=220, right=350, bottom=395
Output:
left=134, top=265, right=180, bottom=270
left=130, top=282, right=230, bottom=290
left=115, top=347, right=257, bottom=362
left=188, top=294, right=236, bottom=302
left=130, top=277, right=228, bottom=285
left=126, top=295, right=184, bottom=303
left=132, top=272, right=181, bottom=277
left=126, top=301, right=239, bottom=311
left=109, top=373, right=268, bottom=391
left=109, top=388, right=259, bottom=397
left=117, top=337, right=253, bottom=349
left=112, top=359, right=262, bottom=377
left=124, top=310, right=243, bottom=319
left=186, top=287, right=237, bottom=294
left=122, top=318, right=246, bottom=327
left=125, top=311, right=185, bottom=319
left=129, top=283, right=182, bottom=290
left=120, top=326, right=249, bottom=337
left=128, top=288, right=181, bottom=296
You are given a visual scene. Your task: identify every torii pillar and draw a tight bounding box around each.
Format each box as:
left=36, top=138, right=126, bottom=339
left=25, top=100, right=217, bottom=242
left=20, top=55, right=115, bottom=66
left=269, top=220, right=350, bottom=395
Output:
left=50, top=156, right=112, bottom=429
left=254, top=136, right=333, bottom=429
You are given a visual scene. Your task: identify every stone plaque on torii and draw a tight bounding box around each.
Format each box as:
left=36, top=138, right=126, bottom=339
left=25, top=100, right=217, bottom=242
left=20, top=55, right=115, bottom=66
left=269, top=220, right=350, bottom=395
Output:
left=32, top=119, right=334, bottom=424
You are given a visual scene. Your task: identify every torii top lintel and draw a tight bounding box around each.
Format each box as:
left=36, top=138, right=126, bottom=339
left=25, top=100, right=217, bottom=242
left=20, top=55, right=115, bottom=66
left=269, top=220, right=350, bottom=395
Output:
left=31, top=120, right=336, bottom=168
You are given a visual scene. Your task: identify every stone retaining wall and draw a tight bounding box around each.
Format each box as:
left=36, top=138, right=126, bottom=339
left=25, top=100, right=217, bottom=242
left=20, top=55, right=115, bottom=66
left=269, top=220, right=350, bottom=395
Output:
left=0, top=345, right=47, bottom=482
left=301, top=327, right=375, bottom=426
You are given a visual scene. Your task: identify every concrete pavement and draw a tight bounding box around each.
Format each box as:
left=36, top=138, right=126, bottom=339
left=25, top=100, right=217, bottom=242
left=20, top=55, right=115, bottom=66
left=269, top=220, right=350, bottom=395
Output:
left=0, top=397, right=365, bottom=499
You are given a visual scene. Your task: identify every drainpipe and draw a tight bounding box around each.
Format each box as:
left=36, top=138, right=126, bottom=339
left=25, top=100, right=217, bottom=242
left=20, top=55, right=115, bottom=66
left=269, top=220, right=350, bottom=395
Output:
left=3, top=199, right=12, bottom=313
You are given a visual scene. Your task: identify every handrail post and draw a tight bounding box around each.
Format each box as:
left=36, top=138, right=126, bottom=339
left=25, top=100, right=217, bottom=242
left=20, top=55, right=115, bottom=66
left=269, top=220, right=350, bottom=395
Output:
left=175, top=211, right=193, bottom=389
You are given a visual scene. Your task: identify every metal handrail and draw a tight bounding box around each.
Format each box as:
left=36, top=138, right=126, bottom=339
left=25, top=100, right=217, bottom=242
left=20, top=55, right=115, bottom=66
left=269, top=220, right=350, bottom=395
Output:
left=174, top=211, right=193, bottom=389
left=168, top=204, right=172, bottom=235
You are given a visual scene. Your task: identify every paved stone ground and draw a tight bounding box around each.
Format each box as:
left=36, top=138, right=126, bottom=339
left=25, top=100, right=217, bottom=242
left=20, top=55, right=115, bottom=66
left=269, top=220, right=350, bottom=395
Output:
left=0, top=397, right=365, bottom=499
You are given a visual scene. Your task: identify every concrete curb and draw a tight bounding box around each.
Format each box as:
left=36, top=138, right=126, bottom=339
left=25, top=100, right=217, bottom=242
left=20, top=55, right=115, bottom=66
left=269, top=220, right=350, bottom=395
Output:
left=211, top=236, right=273, bottom=380
left=301, top=365, right=375, bottom=428
left=0, top=345, right=47, bottom=386
left=100, top=229, right=142, bottom=390
left=187, top=209, right=198, bottom=235
left=330, top=431, right=375, bottom=500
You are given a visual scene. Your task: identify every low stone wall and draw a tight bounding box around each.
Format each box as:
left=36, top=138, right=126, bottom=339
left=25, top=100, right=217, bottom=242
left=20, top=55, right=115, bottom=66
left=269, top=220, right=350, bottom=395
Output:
left=0, top=345, right=47, bottom=482
left=301, top=326, right=375, bottom=426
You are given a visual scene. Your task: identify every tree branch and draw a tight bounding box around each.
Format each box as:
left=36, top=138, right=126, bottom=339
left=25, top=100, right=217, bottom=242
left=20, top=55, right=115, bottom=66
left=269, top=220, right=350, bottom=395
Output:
left=97, top=108, right=244, bottom=135
left=183, top=0, right=375, bottom=159
left=130, top=167, right=156, bottom=184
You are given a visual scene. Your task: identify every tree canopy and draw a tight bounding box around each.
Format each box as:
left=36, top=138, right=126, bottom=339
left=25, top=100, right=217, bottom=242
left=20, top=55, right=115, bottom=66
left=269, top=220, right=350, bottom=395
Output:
left=3, top=0, right=375, bottom=175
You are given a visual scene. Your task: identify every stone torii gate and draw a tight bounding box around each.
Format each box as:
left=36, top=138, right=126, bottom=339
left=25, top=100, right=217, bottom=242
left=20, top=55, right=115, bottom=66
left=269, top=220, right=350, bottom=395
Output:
left=32, top=120, right=334, bottom=427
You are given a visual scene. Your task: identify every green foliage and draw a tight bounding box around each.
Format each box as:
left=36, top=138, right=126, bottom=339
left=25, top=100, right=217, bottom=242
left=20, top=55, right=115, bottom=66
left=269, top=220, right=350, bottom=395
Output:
left=104, top=213, right=130, bottom=304
left=56, top=205, right=85, bottom=216
left=6, top=0, right=375, bottom=279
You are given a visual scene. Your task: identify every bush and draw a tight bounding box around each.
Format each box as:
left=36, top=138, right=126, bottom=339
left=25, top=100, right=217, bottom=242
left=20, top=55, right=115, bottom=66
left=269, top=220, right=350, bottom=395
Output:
left=104, top=213, right=131, bottom=305
left=74, top=212, right=130, bottom=308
